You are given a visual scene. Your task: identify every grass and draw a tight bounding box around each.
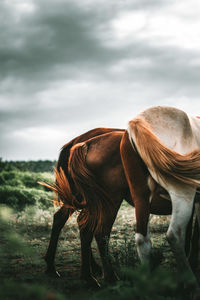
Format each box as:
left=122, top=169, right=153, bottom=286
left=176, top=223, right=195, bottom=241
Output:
left=1, top=161, right=199, bottom=298
left=1, top=200, right=195, bottom=299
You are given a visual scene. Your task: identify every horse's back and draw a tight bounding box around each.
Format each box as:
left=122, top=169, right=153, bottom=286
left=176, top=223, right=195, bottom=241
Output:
left=189, top=116, right=200, bottom=148
left=86, top=131, right=124, bottom=167
left=58, top=127, right=125, bottom=175
left=85, top=131, right=128, bottom=193
left=136, top=106, right=197, bottom=154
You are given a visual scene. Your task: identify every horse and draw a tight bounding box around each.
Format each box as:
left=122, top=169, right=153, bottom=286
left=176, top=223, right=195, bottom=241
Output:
left=121, top=105, right=200, bottom=294
left=41, top=127, right=124, bottom=286
left=42, top=127, right=199, bottom=287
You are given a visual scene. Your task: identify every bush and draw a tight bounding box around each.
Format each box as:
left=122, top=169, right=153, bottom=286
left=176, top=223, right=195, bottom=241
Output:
left=0, top=170, right=54, bottom=189
left=0, top=185, right=54, bottom=210
left=0, top=170, right=55, bottom=210
left=0, top=159, right=56, bottom=172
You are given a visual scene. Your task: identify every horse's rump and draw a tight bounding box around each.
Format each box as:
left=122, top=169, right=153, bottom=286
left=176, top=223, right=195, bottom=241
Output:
left=128, top=116, right=200, bottom=187
left=68, top=132, right=124, bottom=232
left=39, top=127, right=124, bottom=210
left=68, top=143, right=109, bottom=232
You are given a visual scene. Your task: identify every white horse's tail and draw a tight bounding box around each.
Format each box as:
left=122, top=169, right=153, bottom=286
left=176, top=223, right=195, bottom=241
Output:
left=128, top=118, right=200, bottom=187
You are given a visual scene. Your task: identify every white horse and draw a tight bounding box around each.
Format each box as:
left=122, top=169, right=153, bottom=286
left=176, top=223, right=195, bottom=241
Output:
left=127, top=106, right=200, bottom=292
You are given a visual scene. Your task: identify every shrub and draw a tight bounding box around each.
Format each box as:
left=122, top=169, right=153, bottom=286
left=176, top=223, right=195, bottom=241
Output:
left=0, top=169, right=55, bottom=210
left=0, top=159, right=56, bottom=172
left=0, top=170, right=54, bottom=189
left=0, top=185, right=54, bottom=210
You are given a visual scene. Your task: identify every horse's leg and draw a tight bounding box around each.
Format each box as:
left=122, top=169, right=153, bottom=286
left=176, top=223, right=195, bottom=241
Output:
left=120, top=131, right=151, bottom=264
left=90, top=251, right=102, bottom=277
left=94, top=201, right=122, bottom=283
left=188, top=217, right=199, bottom=272
left=184, top=205, right=200, bottom=272
left=185, top=209, right=194, bottom=257
left=45, top=206, right=73, bottom=276
left=79, top=223, right=102, bottom=278
left=167, top=187, right=198, bottom=289
left=79, top=227, right=101, bottom=287
left=188, top=201, right=200, bottom=272
left=78, top=214, right=101, bottom=288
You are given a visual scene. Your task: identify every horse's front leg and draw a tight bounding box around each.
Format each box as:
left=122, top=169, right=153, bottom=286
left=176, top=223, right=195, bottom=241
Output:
left=120, top=130, right=151, bottom=265
left=45, top=206, right=73, bottom=276
left=167, top=186, right=199, bottom=291
left=134, top=197, right=151, bottom=265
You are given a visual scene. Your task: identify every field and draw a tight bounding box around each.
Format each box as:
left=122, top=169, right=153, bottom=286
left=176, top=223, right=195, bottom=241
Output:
left=0, top=160, right=199, bottom=299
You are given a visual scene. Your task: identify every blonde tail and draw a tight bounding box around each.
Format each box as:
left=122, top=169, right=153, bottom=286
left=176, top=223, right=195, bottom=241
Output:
left=128, top=118, right=200, bottom=187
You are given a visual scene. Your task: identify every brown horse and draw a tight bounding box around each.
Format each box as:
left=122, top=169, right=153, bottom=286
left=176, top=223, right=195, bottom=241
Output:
left=43, top=128, right=198, bottom=287
left=42, top=127, right=124, bottom=286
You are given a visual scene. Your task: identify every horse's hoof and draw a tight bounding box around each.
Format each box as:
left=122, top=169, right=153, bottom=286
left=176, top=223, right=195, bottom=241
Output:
left=45, top=269, right=61, bottom=278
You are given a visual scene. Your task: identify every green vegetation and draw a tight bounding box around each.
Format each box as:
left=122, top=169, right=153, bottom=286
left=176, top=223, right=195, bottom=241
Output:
left=0, top=206, right=65, bottom=300
left=0, top=169, right=54, bottom=210
left=0, top=160, right=199, bottom=299
left=0, top=158, right=56, bottom=172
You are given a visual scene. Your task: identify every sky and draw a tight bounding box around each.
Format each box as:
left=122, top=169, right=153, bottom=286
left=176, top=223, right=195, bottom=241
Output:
left=1, top=0, right=200, bottom=160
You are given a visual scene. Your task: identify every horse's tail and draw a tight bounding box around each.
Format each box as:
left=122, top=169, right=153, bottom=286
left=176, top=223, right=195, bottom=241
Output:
left=38, top=138, right=87, bottom=210
left=68, top=142, right=111, bottom=232
left=128, top=118, right=200, bottom=187
left=38, top=167, right=86, bottom=210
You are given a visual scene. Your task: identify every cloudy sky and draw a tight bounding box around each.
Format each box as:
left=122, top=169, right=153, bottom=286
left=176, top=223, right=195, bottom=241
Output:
left=1, top=0, right=200, bottom=160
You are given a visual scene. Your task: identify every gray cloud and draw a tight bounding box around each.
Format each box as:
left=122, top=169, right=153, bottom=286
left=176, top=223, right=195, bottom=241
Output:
left=1, top=0, right=200, bottom=159
left=0, top=0, right=172, bottom=88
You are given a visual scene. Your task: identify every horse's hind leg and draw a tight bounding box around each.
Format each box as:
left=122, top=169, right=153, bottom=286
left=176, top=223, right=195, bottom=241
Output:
left=167, top=186, right=198, bottom=289
left=185, top=205, right=199, bottom=272
left=188, top=217, right=199, bottom=272
left=95, top=234, right=117, bottom=284
left=90, top=251, right=102, bottom=277
left=45, top=206, right=73, bottom=276
left=94, top=201, right=122, bottom=284
left=185, top=207, right=195, bottom=257
left=188, top=201, right=200, bottom=272
left=78, top=221, right=101, bottom=288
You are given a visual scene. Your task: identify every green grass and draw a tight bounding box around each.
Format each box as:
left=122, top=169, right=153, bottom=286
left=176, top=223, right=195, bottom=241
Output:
left=1, top=201, right=195, bottom=300
left=0, top=167, right=199, bottom=299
